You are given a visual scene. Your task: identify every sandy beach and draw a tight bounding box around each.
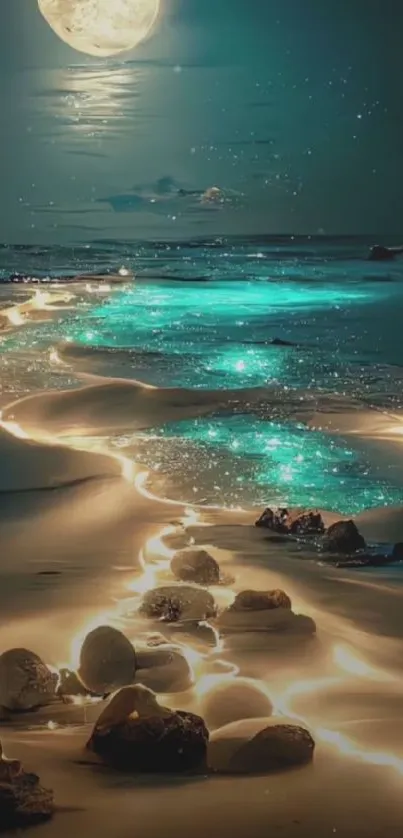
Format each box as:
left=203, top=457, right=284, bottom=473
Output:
left=0, top=284, right=403, bottom=836
left=2, top=0, right=403, bottom=829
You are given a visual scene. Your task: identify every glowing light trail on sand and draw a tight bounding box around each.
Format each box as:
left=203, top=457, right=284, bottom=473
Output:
left=2, top=357, right=403, bottom=779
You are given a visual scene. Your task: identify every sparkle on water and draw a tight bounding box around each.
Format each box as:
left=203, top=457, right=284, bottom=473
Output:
left=133, top=415, right=401, bottom=513
left=2, top=241, right=403, bottom=514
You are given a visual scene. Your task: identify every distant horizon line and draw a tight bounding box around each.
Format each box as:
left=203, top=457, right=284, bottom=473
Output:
left=1, top=233, right=403, bottom=250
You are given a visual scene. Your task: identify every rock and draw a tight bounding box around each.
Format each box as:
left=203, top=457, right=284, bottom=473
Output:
left=0, top=741, right=54, bottom=830
left=216, top=603, right=316, bottom=637
left=171, top=549, right=220, bottom=585
left=230, top=589, right=292, bottom=612
left=255, top=507, right=324, bottom=536
left=255, top=507, right=288, bottom=532
left=78, top=626, right=137, bottom=696
left=0, top=649, right=58, bottom=712
left=288, top=510, right=325, bottom=536
left=87, top=685, right=208, bottom=773
left=139, top=585, right=217, bottom=623
left=134, top=646, right=194, bottom=693
left=368, top=244, right=396, bottom=262
left=322, top=520, right=366, bottom=554
left=199, top=678, right=273, bottom=730
left=208, top=717, right=315, bottom=774
left=270, top=337, right=295, bottom=347
left=392, top=543, right=403, bottom=561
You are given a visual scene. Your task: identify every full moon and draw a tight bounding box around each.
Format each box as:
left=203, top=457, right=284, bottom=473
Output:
left=38, top=0, right=161, bottom=57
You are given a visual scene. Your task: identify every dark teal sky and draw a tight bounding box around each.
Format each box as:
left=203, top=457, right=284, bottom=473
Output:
left=0, top=0, right=402, bottom=243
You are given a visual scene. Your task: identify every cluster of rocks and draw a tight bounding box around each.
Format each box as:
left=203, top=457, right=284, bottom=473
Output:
left=72, top=626, right=195, bottom=698
left=256, top=507, right=325, bottom=537
left=0, top=646, right=315, bottom=783
left=255, top=507, right=403, bottom=568
left=86, top=683, right=315, bottom=776
left=0, top=628, right=195, bottom=716
left=0, top=532, right=319, bottom=814
left=0, top=741, right=53, bottom=831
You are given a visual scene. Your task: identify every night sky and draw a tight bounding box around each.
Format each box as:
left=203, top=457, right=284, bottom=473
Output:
left=0, top=0, right=402, bottom=243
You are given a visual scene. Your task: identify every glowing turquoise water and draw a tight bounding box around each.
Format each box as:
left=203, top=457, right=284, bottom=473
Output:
left=68, top=268, right=403, bottom=513
left=70, top=278, right=397, bottom=393
left=3, top=239, right=403, bottom=513
left=134, top=415, right=402, bottom=514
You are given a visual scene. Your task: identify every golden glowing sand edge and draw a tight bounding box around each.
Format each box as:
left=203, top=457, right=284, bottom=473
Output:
left=1, top=286, right=403, bottom=778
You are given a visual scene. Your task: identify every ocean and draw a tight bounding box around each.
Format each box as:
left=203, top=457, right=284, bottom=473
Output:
left=1, top=234, right=403, bottom=515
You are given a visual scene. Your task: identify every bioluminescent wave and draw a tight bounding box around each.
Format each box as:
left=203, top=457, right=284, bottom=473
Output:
left=2, top=236, right=403, bottom=513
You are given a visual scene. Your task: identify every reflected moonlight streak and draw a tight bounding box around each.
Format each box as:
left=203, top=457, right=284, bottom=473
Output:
left=38, top=0, right=161, bottom=57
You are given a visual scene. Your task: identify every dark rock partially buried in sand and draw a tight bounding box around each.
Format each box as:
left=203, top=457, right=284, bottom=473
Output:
left=87, top=685, right=208, bottom=773
left=322, top=520, right=366, bottom=554
left=255, top=507, right=325, bottom=536
left=208, top=718, right=315, bottom=774
left=78, top=626, right=137, bottom=696
left=134, top=646, right=194, bottom=693
left=0, top=649, right=58, bottom=712
left=0, top=741, right=54, bottom=831
left=139, top=585, right=217, bottom=623
left=170, top=549, right=221, bottom=585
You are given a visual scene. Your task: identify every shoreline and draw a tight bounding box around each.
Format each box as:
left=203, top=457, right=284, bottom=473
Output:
left=2, top=286, right=403, bottom=834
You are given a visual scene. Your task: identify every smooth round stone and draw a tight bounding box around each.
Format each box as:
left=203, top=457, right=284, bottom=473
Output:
left=0, top=648, right=58, bottom=712
left=200, top=677, right=273, bottom=730
left=139, top=585, right=217, bottom=623
left=171, top=549, right=220, bottom=585
left=78, top=626, right=137, bottom=695
left=208, top=717, right=315, bottom=774
left=135, top=646, right=194, bottom=693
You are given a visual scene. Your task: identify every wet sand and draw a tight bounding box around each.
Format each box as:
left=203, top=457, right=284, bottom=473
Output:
left=1, top=288, right=403, bottom=835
